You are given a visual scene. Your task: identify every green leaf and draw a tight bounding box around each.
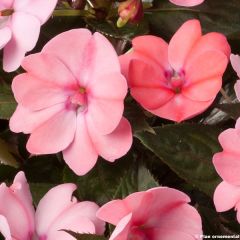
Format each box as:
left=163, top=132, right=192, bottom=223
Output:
left=0, top=138, right=19, bottom=168
left=0, top=83, right=16, bottom=120
left=147, top=0, right=240, bottom=40
left=216, top=103, right=240, bottom=120
left=136, top=123, right=222, bottom=196
left=63, top=231, right=107, bottom=240
left=63, top=155, right=158, bottom=204
left=124, top=101, right=155, bottom=134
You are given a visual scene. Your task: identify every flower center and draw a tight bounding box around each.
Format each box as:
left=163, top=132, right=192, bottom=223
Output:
left=166, top=70, right=185, bottom=94
left=0, top=9, right=13, bottom=29
left=128, top=227, right=148, bottom=240
left=66, top=87, right=87, bottom=112
left=0, top=9, right=14, bottom=17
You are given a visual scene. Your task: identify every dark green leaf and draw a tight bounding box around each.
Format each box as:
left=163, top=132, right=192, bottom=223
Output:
left=124, top=101, right=155, bottom=134
left=136, top=123, right=222, bottom=196
left=147, top=0, right=240, bottom=40
left=63, top=231, right=107, bottom=240
left=0, top=83, right=16, bottom=120
left=63, top=155, right=158, bottom=204
left=0, top=138, right=19, bottom=168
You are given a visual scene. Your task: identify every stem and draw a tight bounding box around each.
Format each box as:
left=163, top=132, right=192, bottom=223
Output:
left=220, top=88, right=232, bottom=104
left=53, top=9, right=87, bottom=17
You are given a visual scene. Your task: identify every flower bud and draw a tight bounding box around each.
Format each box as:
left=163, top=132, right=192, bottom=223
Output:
left=117, top=0, right=143, bottom=27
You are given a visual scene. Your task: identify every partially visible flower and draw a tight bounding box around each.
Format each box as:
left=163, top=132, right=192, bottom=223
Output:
left=213, top=116, right=240, bottom=223
left=0, top=0, right=58, bottom=72
left=97, top=187, right=202, bottom=240
left=120, top=19, right=230, bottom=122
left=230, top=54, right=240, bottom=101
left=117, top=0, right=143, bottom=27
left=35, top=183, right=105, bottom=240
left=0, top=172, right=105, bottom=239
left=169, top=0, right=204, bottom=7
left=0, top=171, right=35, bottom=240
left=10, top=29, right=132, bottom=176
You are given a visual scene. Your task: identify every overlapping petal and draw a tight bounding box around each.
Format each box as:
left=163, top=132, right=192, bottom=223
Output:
left=169, top=0, right=204, bottom=6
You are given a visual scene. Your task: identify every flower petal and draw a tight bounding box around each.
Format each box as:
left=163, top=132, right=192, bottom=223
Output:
left=21, top=53, right=77, bottom=87
left=169, top=0, right=204, bottom=6
left=3, top=12, right=40, bottom=72
left=0, top=27, right=11, bottom=49
left=182, top=77, right=222, bottom=101
left=128, top=60, right=175, bottom=110
left=0, top=183, right=32, bottom=239
left=89, top=117, right=132, bottom=162
left=168, top=19, right=201, bottom=71
left=0, top=215, right=11, bottom=240
left=214, top=181, right=240, bottom=212
left=213, top=152, right=240, bottom=185
left=231, top=54, right=240, bottom=78
left=35, top=184, right=77, bottom=236
left=150, top=94, right=214, bottom=122
left=97, top=200, right=129, bottom=226
left=12, top=73, right=68, bottom=111
left=27, top=109, right=76, bottom=154
left=234, top=80, right=240, bottom=101
left=63, top=114, right=98, bottom=176
left=14, top=0, right=58, bottom=24
left=187, top=33, right=230, bottom=64
left=87, top=97, right=124, bottom=135
left=184, top=50, right=228, bottom=84
left=109, top=213, right=132, bottom=240
left=9, top=104, right=65, bottom=134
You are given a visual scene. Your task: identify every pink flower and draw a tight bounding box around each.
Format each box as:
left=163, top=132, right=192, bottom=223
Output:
left=0, top=0, right=58, bottom=72
left=120, top=19, right=230, bottom=122
left=35, top=183, right=105, bottom=240
left=213, top=118, right=240, bottom=223
left=117, top=0, right=143, bottom=27
left=10, top=29, right=132, bottom=176
left=0, top=171, right=105, bottom=239
left=230, top=54, right=240, bottom=101
left=169, top=0, right=204, bottom=7
left=0, top=171, right=35, bottom=240
left=97, top=187, right=202, bottom=240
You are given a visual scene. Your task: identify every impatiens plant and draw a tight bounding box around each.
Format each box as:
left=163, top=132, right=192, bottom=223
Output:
left=0, top=0, right=240, bottom=239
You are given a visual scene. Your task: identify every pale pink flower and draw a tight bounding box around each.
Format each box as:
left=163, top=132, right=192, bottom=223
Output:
left=230, top=54, right=240, bottom=101
left=0, top=0, right=58, bottom=72
left=35, top=183, right=105, bottom=240
left=0, top=171, right=35, bottom=240
left=10, top=29, right=132, bottom=176
left=0, top=172, right=105, bottom=239
left=120, top=19, right=230, bottom=122
left=97, top=187, right=202, bottom=240
left=169, top=0, right=204, bottom=6
left=213, top=118, right=240, bottom=223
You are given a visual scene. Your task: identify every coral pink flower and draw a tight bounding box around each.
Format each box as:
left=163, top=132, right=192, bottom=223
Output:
left=0, top=0, right=58, bottom=72
left=35, top=183, right=105, bottom=240
left=97, top=187, right=202, bottom=240
left=120, top=19, right=230, bottom=122
left=213, top=118, right=240, bottom=223
left=0, top=171, right=35, bottom=240
left=169, top=0, right=204, bottom=7
left=10, top=29, right=132, bottom=176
